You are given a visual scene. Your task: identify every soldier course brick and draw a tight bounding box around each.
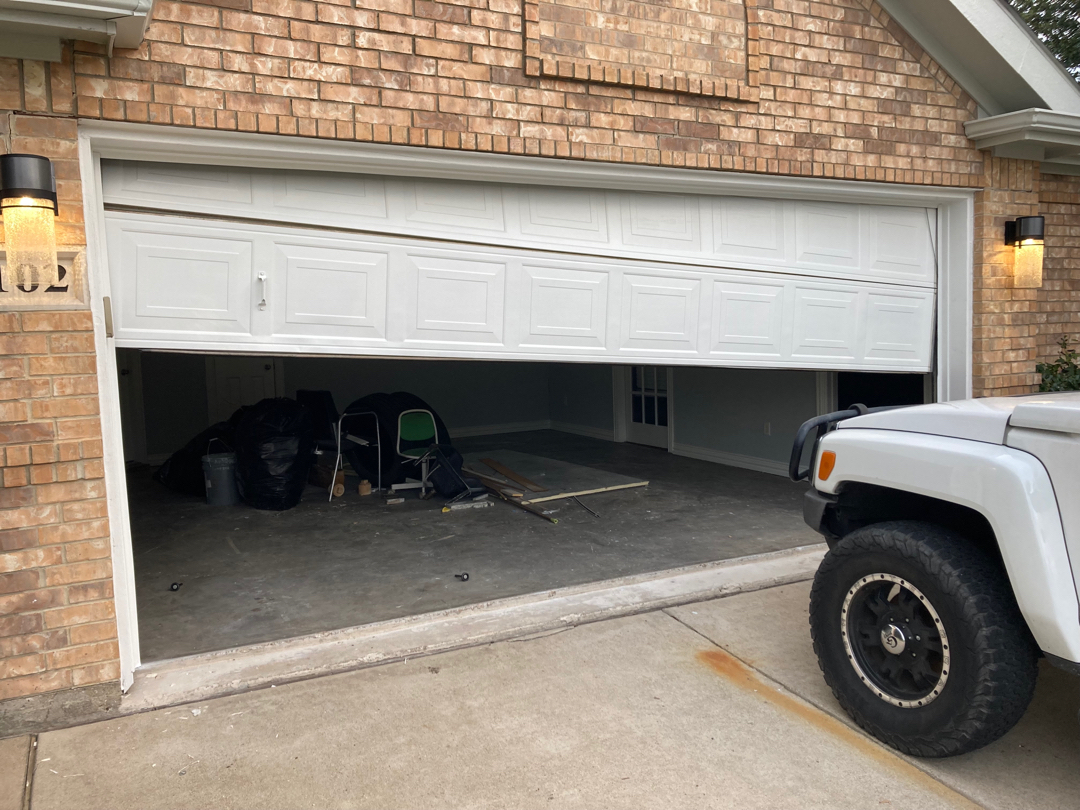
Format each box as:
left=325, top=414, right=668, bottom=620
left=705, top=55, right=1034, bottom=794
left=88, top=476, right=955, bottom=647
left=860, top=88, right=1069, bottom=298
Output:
left=524, top=0, right=758, bottom=101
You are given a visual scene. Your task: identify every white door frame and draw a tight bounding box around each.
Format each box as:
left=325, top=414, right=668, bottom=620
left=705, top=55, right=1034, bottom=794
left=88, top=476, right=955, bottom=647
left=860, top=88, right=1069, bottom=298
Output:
left=204, top=355, right=284, bottom=425
left=78, top=122, right=975, bottom=689
left=612, top=365, right=674, bottom=450
left=815, top=371, right=839, bottom=415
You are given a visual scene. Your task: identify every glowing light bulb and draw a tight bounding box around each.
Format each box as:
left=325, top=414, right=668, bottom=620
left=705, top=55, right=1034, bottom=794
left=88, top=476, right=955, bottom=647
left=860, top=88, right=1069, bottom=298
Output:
left=1, top=155, right=60, bottom=297
left=1013, top=238, right=1044, bottom=289
left=1, top=197, right=59, bottom=293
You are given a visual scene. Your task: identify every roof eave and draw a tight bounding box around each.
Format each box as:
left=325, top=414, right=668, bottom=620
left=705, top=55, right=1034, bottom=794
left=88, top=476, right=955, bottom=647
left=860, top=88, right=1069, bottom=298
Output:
left=965, top=108, right=1080, bottom=175
left=876, top=0, right=1080, bottom=116
left=0, top=0, right=154, bottom=59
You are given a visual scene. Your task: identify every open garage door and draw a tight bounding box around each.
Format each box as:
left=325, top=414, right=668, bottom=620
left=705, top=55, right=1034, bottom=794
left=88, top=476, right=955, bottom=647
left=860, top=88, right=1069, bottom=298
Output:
left=101, top=160, right=936, bottom=371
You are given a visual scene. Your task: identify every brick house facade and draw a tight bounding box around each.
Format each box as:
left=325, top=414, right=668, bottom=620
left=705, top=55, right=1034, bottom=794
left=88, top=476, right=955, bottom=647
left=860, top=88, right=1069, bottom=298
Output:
left=1, top=0, right=1079, bottom=721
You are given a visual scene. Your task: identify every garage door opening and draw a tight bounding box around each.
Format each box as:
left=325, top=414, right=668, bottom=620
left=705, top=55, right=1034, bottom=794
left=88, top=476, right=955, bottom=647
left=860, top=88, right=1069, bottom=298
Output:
left=114, top=351, right=900, bottom=662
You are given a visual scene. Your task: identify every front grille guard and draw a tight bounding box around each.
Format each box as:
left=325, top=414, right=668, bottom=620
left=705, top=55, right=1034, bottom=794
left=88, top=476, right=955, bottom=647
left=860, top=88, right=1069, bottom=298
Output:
left=788, top=404, right=898, bottom=482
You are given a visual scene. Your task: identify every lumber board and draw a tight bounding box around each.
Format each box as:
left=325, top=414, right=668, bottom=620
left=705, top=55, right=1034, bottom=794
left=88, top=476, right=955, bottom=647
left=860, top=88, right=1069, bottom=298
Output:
left=462, top=450, right=648, bottom=506
left=479, top=458, right=547, bottom=492
left=484, top=484, right=558, bottom=524
left=521, top=481, right=648, bottom=504
left=461, top=467, right=524, bottom=498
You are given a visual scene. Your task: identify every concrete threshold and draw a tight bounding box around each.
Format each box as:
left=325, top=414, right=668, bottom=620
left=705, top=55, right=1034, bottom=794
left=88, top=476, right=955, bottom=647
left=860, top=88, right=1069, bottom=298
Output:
left=123, top=544, right=826, bottom=713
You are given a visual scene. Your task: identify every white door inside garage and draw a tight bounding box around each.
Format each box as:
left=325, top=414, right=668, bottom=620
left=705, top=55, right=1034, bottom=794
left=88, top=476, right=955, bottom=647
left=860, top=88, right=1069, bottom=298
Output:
left=100, top=161, right=937, bottom=371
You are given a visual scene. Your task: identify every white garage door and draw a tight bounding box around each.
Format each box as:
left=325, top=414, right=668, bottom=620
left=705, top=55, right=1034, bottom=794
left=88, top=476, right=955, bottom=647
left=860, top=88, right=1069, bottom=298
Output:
left=101, top=161, right=936, bottom=371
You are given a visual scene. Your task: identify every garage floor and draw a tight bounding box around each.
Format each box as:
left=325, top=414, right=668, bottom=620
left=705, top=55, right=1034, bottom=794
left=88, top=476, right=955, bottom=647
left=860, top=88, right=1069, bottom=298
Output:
left=129, top=430, right=820, bottom=662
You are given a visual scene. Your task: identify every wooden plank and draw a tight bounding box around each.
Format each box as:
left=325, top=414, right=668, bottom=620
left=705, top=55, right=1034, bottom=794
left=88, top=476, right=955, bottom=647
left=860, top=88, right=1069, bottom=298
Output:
left=521, top=481, right=648, bottom=504
left=461, top=467, right=524, bottom=499
left=463, top=451, right=649, bottom=505
left=483, top=484, right=558, bottom=524
left=479, top=458, right=547, bottom=492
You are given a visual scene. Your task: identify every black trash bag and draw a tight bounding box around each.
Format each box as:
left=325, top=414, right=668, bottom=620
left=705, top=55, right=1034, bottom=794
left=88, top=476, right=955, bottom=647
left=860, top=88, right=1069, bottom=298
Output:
left=154, top=422, right=234, bottom=497
left=427, top=445, right=484, bottom=499
left=233, top=398, right=315, bottom=511
left=339, top=392, right=450, bottom=486
left=227, top=404, right=251, bottom=430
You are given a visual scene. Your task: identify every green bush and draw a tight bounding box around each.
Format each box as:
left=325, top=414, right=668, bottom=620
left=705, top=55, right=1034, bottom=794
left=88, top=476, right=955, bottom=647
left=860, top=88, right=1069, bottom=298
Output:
left=1037, top=335, right=1080, bottom=392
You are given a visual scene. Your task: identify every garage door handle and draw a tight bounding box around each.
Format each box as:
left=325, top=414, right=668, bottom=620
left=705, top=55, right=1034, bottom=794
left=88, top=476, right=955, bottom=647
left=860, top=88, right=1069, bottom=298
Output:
left=257, top=272, right=267, bottom=311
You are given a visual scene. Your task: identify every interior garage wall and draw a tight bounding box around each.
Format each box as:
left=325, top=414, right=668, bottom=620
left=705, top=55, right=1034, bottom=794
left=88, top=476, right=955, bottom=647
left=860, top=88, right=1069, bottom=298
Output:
left=671, top=368, right=819, bottom=475
left=140, top=353, right=209, bottom=458
left=130, top=357, right=617, bottom=460
left=281, top=358, right=552, bottom=438
left=133, top=357, right=816, bottom=475
left=548, top=364, right=615, bottom=439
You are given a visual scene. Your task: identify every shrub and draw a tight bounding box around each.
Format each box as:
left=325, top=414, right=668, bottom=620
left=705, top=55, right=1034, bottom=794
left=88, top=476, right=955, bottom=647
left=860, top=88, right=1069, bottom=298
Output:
left=1036, top=335, right=1080, bottom=392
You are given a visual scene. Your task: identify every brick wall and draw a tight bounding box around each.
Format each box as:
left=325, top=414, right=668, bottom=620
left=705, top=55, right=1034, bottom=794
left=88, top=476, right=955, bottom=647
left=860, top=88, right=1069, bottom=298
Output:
left=972, top=157, right=1043, bottom=397
left=972, top=165, right=1080, bottom=397
left=63, top=0, right=984, bottom=183
left=1038, top=173, right=1080, bottom=369
left=2, top=71, right=118, bottom=703
left=0, top=308, right=116, bottom=702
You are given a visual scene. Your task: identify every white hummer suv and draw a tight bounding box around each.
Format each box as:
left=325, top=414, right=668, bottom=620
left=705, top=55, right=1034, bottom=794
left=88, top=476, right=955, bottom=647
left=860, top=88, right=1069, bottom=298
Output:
left=791, top=393, right=1080, bottom=757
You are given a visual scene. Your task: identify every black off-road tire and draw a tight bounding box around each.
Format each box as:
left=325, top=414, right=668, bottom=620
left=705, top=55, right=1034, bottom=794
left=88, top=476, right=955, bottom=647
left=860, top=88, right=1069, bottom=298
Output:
left=810, top=521, right=1038, bottom=757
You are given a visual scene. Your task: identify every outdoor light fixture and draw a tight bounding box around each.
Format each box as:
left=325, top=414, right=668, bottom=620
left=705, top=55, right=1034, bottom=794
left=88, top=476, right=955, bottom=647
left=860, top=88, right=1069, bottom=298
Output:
left=0, top=153, right=59, bottom=293
left=1005, top=215, right=1045, bottom=289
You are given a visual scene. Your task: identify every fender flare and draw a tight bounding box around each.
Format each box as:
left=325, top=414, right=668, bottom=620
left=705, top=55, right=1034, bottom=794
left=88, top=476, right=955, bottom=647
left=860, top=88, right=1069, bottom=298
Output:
left=815, top=428, right=1080, bottom=662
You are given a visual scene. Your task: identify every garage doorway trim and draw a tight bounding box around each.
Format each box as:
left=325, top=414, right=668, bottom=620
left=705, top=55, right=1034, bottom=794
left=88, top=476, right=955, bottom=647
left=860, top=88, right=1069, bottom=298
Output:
left=77, top=122, right=975, bottom=691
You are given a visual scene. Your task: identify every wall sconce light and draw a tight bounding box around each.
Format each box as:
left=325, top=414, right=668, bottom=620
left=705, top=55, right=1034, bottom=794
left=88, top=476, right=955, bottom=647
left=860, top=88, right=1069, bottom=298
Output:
left=0, top=154, right=59, bottom=294
left=1004, top=215, right=1045, bottom=289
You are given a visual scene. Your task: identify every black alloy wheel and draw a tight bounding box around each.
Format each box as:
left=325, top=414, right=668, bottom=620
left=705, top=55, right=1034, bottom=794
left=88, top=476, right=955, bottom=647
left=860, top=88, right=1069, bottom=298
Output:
left=810, top=521, right=1039, bottom=757
left=843, top=574, right=948, bottom=708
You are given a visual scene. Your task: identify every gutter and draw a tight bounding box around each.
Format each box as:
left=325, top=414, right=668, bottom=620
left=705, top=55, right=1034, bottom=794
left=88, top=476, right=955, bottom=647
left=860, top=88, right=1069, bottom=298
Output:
left=0, top=0, right=154, bottom=59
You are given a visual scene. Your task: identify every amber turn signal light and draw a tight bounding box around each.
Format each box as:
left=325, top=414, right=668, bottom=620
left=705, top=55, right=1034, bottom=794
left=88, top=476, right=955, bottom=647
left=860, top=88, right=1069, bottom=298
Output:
left=817, top=451, right=836, bottom=481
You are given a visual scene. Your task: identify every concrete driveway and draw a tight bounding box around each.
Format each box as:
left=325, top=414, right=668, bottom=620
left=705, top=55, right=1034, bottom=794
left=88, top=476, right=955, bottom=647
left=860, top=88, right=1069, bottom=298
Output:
left=3, top=581, right=1078, bottom=809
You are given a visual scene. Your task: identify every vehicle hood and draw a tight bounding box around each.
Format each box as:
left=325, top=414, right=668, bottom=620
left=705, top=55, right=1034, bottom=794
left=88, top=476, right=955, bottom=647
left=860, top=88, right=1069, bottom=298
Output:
left=838, top=392, right=1080, bottom=444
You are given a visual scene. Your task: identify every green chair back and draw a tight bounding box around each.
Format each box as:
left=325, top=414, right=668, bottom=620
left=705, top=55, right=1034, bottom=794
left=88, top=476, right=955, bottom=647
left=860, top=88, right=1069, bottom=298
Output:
left=398, top=410, right=438, bottom=458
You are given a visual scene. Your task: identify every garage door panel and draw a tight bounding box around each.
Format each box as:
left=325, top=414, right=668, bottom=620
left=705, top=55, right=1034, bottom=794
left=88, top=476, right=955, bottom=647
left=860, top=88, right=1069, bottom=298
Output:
left=794, top=203, right=861, bottom=270
left=108, top=161, right=254, bottom=207
left=620, top=193, right=701, bottom=252
left=709, top=279, right=785, bottom=358
left=621, top=274, right=701, bottom=354
left=712, top=198, right=790, bottom=263
left=405, top=252, right=506, bottom=345
left=519, top=263, right=609, bottom=349
left=862, top=206, right=936, bottom=284
left=103, top=161, right=937, bottom=289
left=791, top=286, right=860, bottom=361
left=272, top=171, right=388, bottom=220
left=863, top=292, right=936, bottom=363
left=404, top=180, right=506, bottom=235
left=519, top=187, right=608, bottom=243
left=107, top=221, right=254, bottom=339
left=272, top=242, right=388, bottom=341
